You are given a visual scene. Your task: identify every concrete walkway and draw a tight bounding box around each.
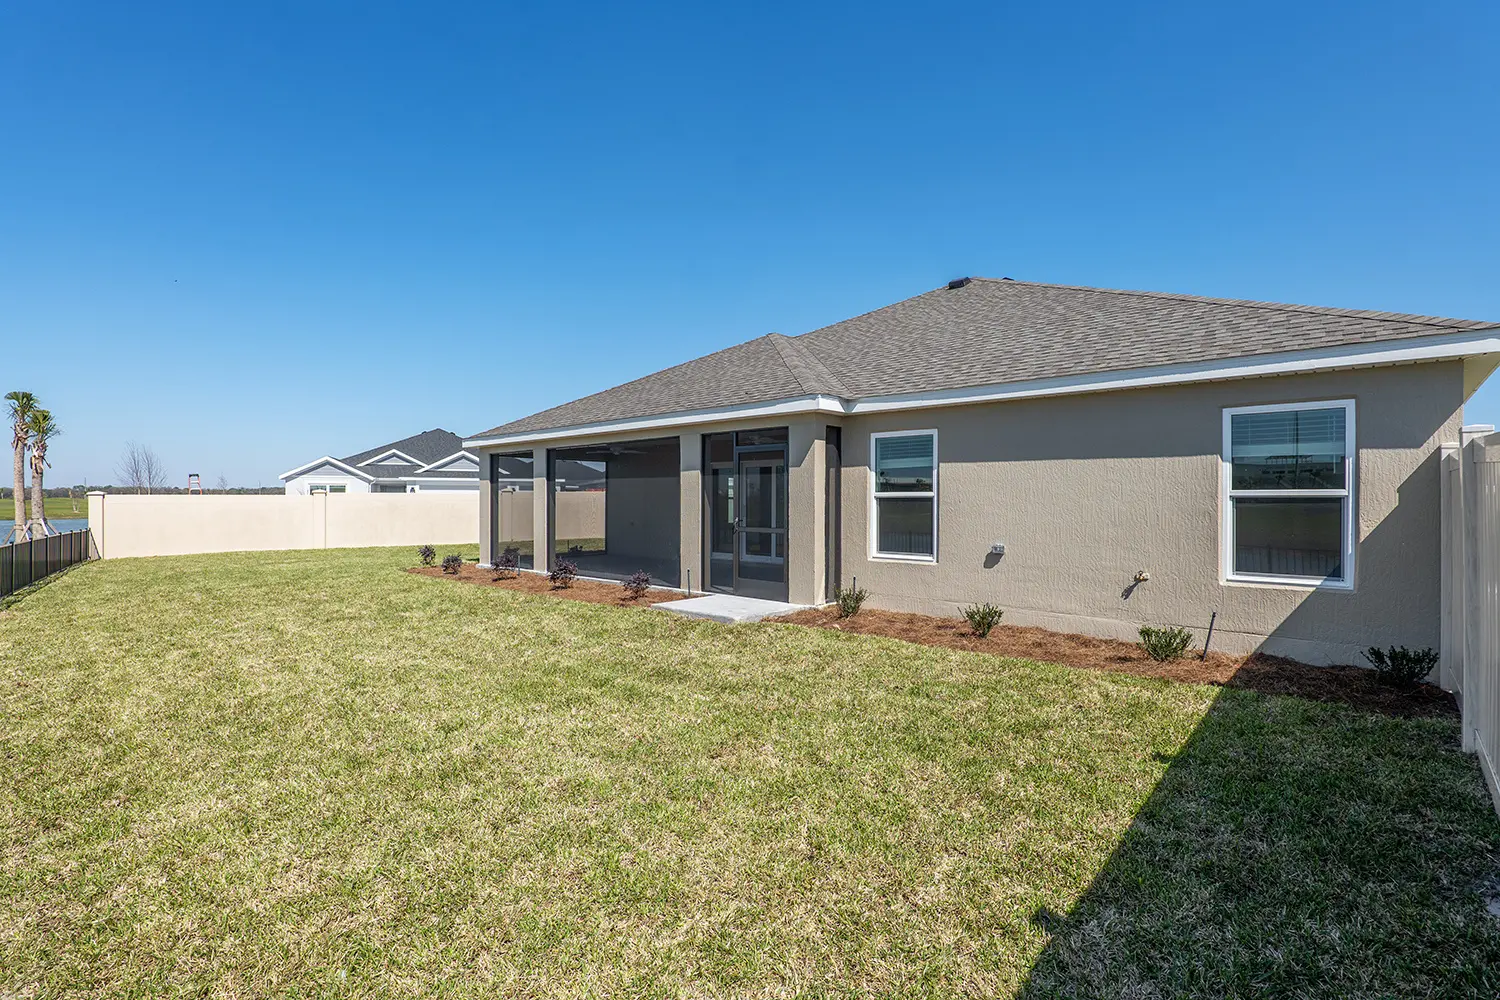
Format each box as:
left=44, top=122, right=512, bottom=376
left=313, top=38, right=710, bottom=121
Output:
left=653, top=594, right=806, bottom=623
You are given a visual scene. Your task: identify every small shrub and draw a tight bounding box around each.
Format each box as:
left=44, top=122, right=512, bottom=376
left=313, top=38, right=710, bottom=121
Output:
left=1363, top=646, right=1439, bottom=686
left=549, top=559, right=578, bottom=589
left=962, top=602, right=1004, bottom=638
left=622, top=570, right=652, bottom=600
left=492, top=547, right=519, bottom=580
left=441, top=554, right=463, bottom=575
left=835, top=585, right=869, bottom=618
left=417, top=544, right=436, bottom=567
left=1140, top=625, right=1193, bottom=662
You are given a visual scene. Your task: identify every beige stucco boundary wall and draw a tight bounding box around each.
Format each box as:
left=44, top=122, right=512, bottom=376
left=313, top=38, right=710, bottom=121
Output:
left=489, top=490, right=604, bottom=547
left=1440, top=428, right=1500, bottom=818
left=88, top=492, right=477, bottom=559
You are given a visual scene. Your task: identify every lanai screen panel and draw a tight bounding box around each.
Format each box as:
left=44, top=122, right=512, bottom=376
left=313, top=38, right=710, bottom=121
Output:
left=491, top=452, right=535, bottom=570
left=551, top=437, right=680, bottom=587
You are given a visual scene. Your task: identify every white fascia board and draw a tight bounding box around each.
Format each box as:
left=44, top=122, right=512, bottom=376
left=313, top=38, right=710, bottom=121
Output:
left=462, top=329, right=1500, bottom=448
left=463, top=394, right=848, bottom=449
left=279, top=456, right=376, bottom=482
left=392, top=475, right=480, bottom=483
left=413, top=450, right=480, bottom=474
left=356, top=448, right=424, bottom=467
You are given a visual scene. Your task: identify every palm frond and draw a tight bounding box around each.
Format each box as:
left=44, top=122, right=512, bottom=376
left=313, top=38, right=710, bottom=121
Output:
left=6, top=391, right=38, bottom=450
left=25, top=408, right=59, bottom=443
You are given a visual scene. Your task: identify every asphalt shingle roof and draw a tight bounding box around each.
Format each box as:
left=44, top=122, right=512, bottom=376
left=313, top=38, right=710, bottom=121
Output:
left=342, top=429, right=466, bottom=469
left=476, top=279, right=1497, bottom=438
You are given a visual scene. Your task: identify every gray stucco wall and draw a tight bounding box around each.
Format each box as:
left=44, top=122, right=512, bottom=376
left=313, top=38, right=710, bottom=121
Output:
left=840, top=361, right=1466, bottom=664
left=679, top=432, right=703, bottom=595
left=786, top=417, right=827, bottom=606
left=470, top=360, right=1463, bottom=663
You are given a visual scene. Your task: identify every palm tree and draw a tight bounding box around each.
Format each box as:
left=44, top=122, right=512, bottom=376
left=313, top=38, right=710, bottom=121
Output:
left=26, top=409, right=60, bottom=537
left=4, top=391, right=36, bottom=543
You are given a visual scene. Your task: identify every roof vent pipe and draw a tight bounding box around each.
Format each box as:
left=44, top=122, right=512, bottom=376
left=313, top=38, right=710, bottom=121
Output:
left=947, top=277, right=972, bottom=290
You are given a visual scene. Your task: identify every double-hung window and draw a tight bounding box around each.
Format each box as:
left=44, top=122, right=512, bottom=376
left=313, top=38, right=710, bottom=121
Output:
left=871, top=430, right=937, bottom=561
left=309, top=483, right=347, bottom=494
left=1223, top=400, right=1354, bottom=589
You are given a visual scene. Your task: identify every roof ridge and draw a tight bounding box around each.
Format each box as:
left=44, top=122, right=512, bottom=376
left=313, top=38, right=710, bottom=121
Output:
left=967, top=277, right=1494, bottom=330
left=766, top=333, right=852, bottom=398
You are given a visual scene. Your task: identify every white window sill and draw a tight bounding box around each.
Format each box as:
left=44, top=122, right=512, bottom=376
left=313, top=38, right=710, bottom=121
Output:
left=1223, top=574, right=1353, bottom=592
left=870, top=553, right=937, bottom=564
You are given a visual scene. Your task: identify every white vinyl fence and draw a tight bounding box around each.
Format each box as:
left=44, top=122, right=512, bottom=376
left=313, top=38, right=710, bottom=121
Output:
left=1441, top=427, right=1500, bottom=817
left=87, top=491, right=477, bottom=560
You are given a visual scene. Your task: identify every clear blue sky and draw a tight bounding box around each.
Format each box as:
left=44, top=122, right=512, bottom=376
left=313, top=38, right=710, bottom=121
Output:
left=4, top=1, right=1498, bottom=488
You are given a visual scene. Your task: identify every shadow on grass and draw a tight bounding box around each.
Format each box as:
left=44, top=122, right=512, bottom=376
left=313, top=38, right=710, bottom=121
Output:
left=0, top=561, right=86, bottom=611
left=1019, top=685, right=1500, bottom=999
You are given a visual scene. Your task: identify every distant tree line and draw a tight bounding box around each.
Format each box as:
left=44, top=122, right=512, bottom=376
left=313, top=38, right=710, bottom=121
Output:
left=108, top=442, right=282, bottom=495
left=1, top=426, right=286, bottom=525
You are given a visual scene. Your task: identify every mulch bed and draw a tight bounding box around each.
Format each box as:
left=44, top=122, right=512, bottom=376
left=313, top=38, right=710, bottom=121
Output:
left=416, top=564, right=1453, bottom=719
left=409, top=563, right=688, bottom=608
left=773, top=606, right=1457, bottom=719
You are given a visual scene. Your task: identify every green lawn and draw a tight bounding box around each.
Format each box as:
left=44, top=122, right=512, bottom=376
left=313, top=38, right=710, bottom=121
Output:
left=2, top=548, right=1498, bottom=997
left=0, top=496, right=88, bottom=520
left=43, top=496, right=87, bottom=519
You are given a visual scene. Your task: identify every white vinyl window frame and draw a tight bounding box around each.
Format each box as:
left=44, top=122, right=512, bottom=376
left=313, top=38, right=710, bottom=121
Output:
left=308, top=483, right=348, bottom=494
left=1220, top=399, right=1355, bottom=591
left=869, top=429, right=939, bottom=563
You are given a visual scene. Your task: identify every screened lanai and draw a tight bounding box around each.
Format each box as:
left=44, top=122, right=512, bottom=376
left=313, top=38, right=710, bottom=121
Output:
left=549, top=437, right=681, bottom=588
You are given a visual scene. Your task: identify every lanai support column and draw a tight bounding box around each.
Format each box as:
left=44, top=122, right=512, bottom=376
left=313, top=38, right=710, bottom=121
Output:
left=532, top=446, right=549, bottom=574
left=477, top=453, right=495, bottom=568
left=787, top=416, right=828, bottom=606
left=679, top=431, right=703, bottom=593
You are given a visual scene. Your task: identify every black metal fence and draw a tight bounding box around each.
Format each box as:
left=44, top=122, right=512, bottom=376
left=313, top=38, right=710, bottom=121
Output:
left=1, top=528, right=95, bottom=599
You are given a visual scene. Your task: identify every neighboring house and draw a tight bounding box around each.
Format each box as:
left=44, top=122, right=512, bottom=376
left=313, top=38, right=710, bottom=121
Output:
left=464, top=278, right=1500, bottom=665
left=280, top=428, right=483, bottom=495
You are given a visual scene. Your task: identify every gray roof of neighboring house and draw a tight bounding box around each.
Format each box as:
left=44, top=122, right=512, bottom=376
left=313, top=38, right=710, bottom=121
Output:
left=321, top=428, right=474, bottom=479
left=342, top=428, right=466, bottom=468
left=475, top=278, right=1498, bottom=438
left=492, top=456, right=606, bottom=488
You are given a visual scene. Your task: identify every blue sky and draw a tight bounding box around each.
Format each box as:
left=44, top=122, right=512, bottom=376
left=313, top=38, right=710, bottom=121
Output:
left=3, top=1, right=1497, bottom=488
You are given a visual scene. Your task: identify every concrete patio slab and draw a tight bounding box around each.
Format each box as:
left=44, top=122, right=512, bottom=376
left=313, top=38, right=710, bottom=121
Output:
left=653, top=594, right=806, bottom=623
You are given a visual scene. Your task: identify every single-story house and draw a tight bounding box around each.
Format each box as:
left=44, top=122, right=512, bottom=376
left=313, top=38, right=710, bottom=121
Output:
left=280, top=428, right=482, bottom=495
left=464, top=278, right=1500, bottom=664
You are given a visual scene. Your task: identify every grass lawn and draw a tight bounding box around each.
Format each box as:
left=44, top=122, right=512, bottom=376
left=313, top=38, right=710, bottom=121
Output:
left=0, top=496, right=88, bottom=521
left=2, top=547, right=1498, bottom=997
left=41, top=496, right=87, bottom=519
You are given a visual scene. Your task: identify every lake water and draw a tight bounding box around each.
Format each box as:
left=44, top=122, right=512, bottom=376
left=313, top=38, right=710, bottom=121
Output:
left=1, top=519, right=88, bottom=539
